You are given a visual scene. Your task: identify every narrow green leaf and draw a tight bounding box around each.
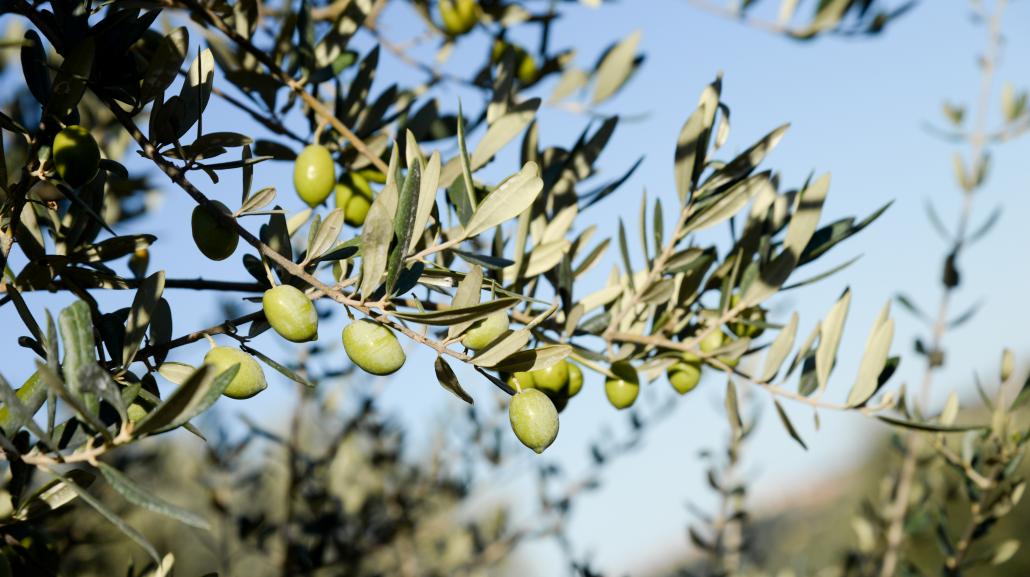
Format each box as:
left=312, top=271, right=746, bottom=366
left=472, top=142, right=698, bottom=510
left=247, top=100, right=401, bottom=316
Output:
left=122, top=271, right=166, bottom=368
left=434, top=356, right=473, bottom=405
left=773, top=399, right=807, bottom=450
left=592, top=30, right=641, bottom=104
left=46, top=37, right=94, bottom=120
left=409, top=151, right=440, bottom=252
left=759, top=312, right=798, bottom=383
left=59, top=300, right=96, bottom=398
left=13, top=469, right=95, bottom=521
left=392, top=298, right=519, bottom=326
left=492, top=345, right=572, bottom=373
left=98, top=463, right=210, bottom=530
left=447, top=266, right=483, bottom=340
left=463, top=162, right=543, bottom=238
left=52, top=469, right=161, bottom=564
left=815, top=288, right=851, bottom=393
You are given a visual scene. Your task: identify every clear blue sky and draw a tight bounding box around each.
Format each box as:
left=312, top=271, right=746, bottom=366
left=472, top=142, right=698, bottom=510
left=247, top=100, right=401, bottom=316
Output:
left=3, top=1, right=1030, bottom=574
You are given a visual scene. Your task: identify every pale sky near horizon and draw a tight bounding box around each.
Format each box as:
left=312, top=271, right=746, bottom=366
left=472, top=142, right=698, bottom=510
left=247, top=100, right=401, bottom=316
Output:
left=2, top=0, right=1030, bottom=575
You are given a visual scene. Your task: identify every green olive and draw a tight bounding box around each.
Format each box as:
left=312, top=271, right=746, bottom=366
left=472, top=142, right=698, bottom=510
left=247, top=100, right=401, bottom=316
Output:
left=566, top=362, right=584, bottom=398
left=126, top=402, right=149, bottom=423
left=344, top=194, right=371, bottom=227
left=204, top=347, right=268, bottom=399
left=531, top=362, right=569, bottom=397
left=191, top=201, right=239, bottom=261
left=728, top=295, right=766, bottom=338
left=294, top=144, right=336, bottom=207
left=461, top=310, right=509, bottom=350
left=508, top=388, right=559, bottom=454
left=356, top=168, right=387, bottom=184
left=667, top=357, right=701, bottom=395
left=336, top=173, right=374, bottom=226
left=53, top=125, right=100, bottom=187
left=517, top=53, right=539, bottom=85
left=507, top=371, right=534, bottom=391
left=263, top=285, right=318, bottom=343
left=439, top=0, right=478, bottom=36
left=699, top=329, right=726, bottom=354
left=605, top=361, right=639, bottom=410
left=343, top=319, right=406, bottom=375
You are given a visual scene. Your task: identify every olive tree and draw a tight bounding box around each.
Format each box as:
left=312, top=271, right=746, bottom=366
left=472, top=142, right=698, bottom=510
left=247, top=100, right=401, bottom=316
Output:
left=0, top=0, right=1025, bottom=576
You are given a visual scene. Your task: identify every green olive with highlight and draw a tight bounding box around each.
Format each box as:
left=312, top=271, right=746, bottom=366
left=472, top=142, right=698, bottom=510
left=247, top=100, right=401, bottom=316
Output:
left=53, top=125, right=100, bottom=187
left=263, top=285, right=318, bottom=343
left=439, top=0, right=478, bottom=36
left=204, top=347, right=268, bottom=400
left=667, top=357, right=701, bottom=395
left=605, top=361, right=639, bottom=410
left=508, top=388, right=559, bottom=454
left=343, top=319, right=406, bottom=375
left=566, top=362, right=584, bottom=398
left=530, top=362, right=569, bottom=397
left=294, top=144, right=336, bottom=207
left=461, top=310, right=509, bottom=350
left=191, top=201, right=239, bottom=261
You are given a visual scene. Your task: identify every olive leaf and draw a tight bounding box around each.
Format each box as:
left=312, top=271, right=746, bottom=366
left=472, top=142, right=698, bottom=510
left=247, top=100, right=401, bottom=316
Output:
left=46, top=37, right=94, bottom=120
left=134, top=364, right=231, bottom=436
left=59, top=300, right=97, bottom=400
left=359, top=188, right=395, bottom=299
left=306, top=208, right=345, bottom=264
left=409, top=151, right=441, bottom=253
left=97, top=463, right=210, bottom=530
left=447, top=266, right=484, bottom=340
left=392, top=298, right=518, bottom=326
left=492, top=344, right=572, bottom=373
left=592, top=30, right=642, bottom=104
left=20, top=30, right=51, bottom=106
left=759, top=311, right=798, bottom=383
left=122, top=271, right=166, bottom=368
left=50, top=469, right=161, bottom=564
left=463, top=162, right=544, bottom=238
left=141, top=27, right=189, bottom=104
left=471, top=100, right=539, bottom=170
left=848, top=301, right=895, bottom=407
left=13, top=469, right=95, bottom=522
left=815, top=288, right=851, bottom=394
left=434, top=356, right=473, bottom=405
left=70, top=235, right=156, bottom=264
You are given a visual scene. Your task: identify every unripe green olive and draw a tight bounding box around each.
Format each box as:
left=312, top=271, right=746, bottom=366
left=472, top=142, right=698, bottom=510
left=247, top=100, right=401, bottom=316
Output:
left=531, top=362, right=569, bottom=397
left=53, top=125, right=100, bottom=187
left=439, top=0, right=478, bottom=36
left=263, top=285, right=318, bottom=343
left=667, top=357, right=701, bottom=395
left=728, top=295, right=766, bottom=338
left=461, top=310, right=509, bottom=350
left=191, top=201, right=239, bottom=261
left=335, top=173, right=374, bottom=226
left=356, top=168, right=387, bottom=184
left=204, top=347, right=268, bottom=399
left=517, top=53, right=539, bottom=85
left=605, top=361, right=639, bottom=410
left=29, top=180, right=64, bottom=202
left=344, top=193, right=371, bottom=227
left=507, top=371, right=534, bottom=391
left=343, top=319, right=406, bottom=375
left=294, top=144, right=336, bottom=207
left=126, top=402, right=149, bottom=423
left=699, top=329, right=726, bottom=354
left=508, top=388, right=558, bottom=454
left=566, top=362, right=584, bottom=398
